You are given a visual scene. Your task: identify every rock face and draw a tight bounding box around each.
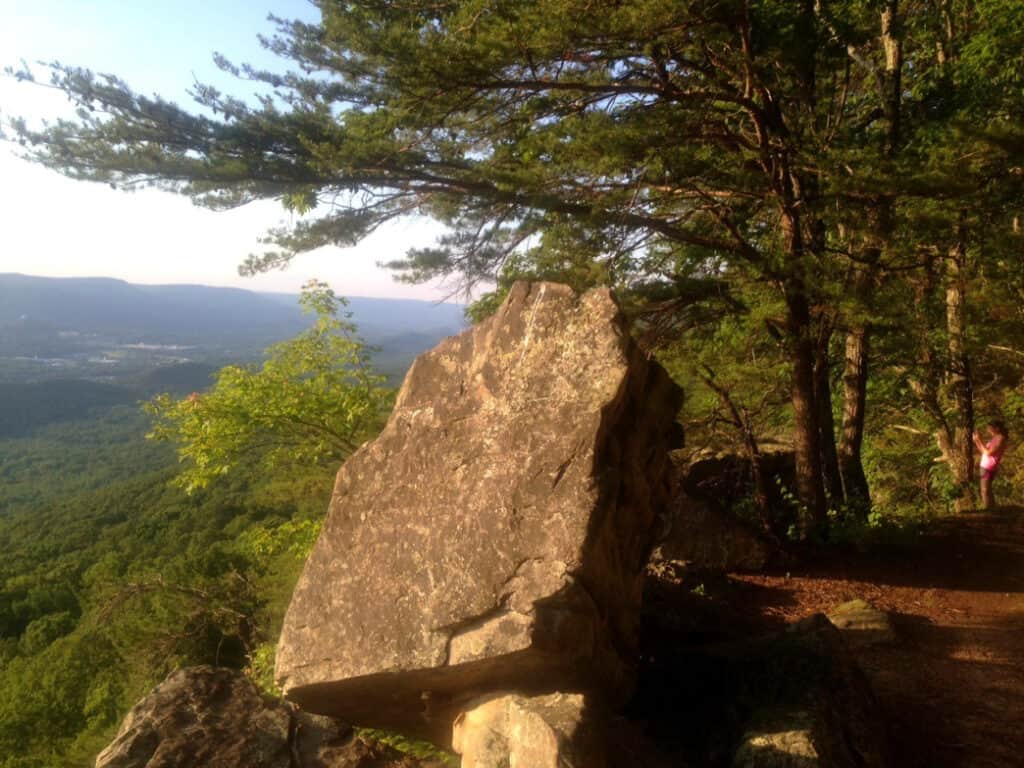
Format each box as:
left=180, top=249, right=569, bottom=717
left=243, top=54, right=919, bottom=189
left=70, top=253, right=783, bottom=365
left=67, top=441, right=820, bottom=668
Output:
left=276, top=282, right=682, bottom=744
left=94, top=666, right=437, bottom=768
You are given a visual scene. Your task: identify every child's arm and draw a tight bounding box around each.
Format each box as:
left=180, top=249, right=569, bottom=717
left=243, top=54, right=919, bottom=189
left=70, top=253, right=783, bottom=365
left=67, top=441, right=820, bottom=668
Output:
left=973, top=431, right=988, bottom=453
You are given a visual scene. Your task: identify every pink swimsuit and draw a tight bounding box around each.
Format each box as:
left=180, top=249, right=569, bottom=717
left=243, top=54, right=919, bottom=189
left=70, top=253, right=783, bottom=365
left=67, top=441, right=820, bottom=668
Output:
left=981, top=440, right=1001, bottom=478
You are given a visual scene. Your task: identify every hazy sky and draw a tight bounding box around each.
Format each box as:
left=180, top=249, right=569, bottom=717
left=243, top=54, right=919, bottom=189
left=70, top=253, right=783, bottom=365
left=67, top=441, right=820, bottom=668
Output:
left=0, top=1, right=456, bottom=300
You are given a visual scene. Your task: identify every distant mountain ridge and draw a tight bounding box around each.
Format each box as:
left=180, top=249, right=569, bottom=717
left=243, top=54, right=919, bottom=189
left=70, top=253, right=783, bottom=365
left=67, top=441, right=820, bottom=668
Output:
left=0, top=274, right=466, bottom=344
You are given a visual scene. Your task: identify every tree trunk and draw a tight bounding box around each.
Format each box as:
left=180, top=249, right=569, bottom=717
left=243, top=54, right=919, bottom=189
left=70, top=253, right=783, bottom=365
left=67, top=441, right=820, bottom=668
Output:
left=814, top=325, right=844, bottom=507
left=839, top=325, right=871, bottom=513
left=945, top=231, right=975, bottom=510
left=881, top=0, right=903, bottom=152
left=785, top=283, right=828, bottom=536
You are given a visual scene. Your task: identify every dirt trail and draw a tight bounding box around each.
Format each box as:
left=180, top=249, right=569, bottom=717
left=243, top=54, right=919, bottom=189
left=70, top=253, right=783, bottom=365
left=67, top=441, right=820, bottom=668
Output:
left=724, top=508, right=1024, bottom=768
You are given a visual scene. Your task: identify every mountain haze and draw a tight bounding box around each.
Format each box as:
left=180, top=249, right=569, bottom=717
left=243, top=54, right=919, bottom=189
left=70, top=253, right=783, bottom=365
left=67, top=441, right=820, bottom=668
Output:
left=0, top=274, right=468, bottom=436
left=0, top=274, right=465, bottom=345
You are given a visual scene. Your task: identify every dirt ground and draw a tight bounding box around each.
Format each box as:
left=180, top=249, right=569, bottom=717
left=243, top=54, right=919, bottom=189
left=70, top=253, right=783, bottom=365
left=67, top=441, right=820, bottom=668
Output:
left=717, top=508, right=1024, bottom=768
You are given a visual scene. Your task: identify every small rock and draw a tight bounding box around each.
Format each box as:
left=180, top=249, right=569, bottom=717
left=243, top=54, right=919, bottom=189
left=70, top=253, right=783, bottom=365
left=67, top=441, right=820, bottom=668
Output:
left=732, top=712, right=819, bottom=767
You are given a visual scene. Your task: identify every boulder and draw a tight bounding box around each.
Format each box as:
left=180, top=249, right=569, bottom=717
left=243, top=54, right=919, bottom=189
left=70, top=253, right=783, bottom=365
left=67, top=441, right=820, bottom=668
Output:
left=94, top=666, right=440, bottom=768
left=276, top=282, right=682, bottom=744
left=653, top=447, right=790, bottom=572
left=826, top=599, right=895, bottom=647
left=674, top=443, right=796, bottom=547
left=452, top=693, right=602, bottom=768
left=452, top=693, right=668, bottom=768
left=652, top=494, right=772, bottom=572
left=736, top=616, right=892, bottom=768
left=676, top=443, right=795, bottom=508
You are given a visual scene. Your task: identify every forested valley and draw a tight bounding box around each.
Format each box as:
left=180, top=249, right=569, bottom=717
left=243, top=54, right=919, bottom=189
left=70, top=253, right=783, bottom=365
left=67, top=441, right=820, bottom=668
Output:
left=0, top=404, right=332, bottom=766
left=0, top=283, right=461, bottom=767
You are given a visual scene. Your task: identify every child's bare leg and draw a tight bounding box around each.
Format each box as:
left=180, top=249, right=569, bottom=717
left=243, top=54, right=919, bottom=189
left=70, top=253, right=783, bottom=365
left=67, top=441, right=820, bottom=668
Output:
left=981, top=475, right=994, bottom=509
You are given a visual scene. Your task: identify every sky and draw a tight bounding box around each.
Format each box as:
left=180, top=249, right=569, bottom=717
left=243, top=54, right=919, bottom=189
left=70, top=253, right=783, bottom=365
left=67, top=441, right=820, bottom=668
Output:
left=0, top=1, right=456, bottom=301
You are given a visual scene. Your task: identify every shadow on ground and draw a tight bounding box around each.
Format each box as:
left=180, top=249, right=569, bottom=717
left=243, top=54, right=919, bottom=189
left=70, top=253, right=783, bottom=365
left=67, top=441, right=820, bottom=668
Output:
left=708, top=508, right=1024, bottom=768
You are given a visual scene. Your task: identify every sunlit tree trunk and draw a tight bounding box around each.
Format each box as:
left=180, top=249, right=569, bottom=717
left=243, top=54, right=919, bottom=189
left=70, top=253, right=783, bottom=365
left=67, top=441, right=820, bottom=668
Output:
left=839, top=325, right=871, bottom=511
left=944, top=229, right=975, bottom=510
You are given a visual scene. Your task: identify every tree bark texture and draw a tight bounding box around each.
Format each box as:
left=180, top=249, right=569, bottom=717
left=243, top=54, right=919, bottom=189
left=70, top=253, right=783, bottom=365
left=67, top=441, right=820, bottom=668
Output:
left=785, top=282, right=828, bottom=535
left=839, top=325, right=871, bottom=512
left=814, top=326, right=844, bottom=507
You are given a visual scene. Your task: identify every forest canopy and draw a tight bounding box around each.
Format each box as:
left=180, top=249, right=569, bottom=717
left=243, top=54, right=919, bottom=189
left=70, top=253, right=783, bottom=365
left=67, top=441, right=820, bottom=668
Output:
left=7, top=0, right=1024, bottom=531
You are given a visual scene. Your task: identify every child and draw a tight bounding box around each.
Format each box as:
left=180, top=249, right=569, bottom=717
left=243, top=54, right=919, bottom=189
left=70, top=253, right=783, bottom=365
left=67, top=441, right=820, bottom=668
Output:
left=973, top=420, right=1009, bottom=510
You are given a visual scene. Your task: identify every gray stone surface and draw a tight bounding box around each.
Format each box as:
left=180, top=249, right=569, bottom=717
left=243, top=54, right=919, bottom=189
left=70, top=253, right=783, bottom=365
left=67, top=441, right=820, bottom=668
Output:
left=94, top=666, right=437, bottom=768
left=275, top=282, right=682, bottom=743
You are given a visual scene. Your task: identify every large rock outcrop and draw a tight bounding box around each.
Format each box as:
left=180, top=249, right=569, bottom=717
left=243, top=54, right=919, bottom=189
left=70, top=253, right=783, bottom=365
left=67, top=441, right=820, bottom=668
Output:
left=94, top=666, right=439, bottom=768
left=276, top=282, right=682, bottom=744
